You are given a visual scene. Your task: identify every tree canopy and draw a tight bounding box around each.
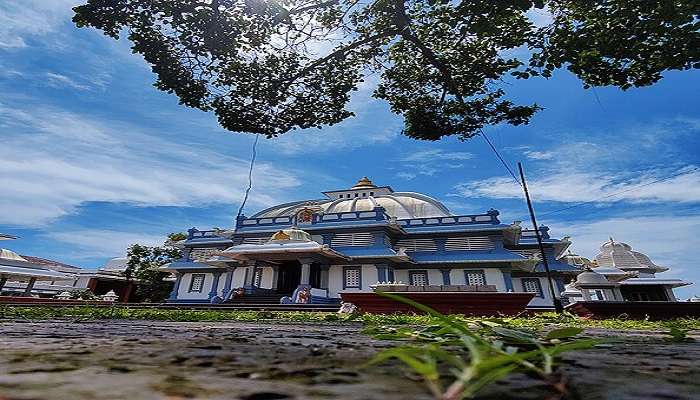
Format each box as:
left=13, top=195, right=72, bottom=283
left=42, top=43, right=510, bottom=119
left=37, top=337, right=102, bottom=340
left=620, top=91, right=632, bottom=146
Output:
left=73, top=0, right=699, bottom=140
left=124, top=232, right=185, bottom=302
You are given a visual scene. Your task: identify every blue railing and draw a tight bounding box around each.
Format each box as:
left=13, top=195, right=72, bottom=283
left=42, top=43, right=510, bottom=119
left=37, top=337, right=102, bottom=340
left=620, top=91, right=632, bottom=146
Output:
left=233, top=207, right=502, bottom=230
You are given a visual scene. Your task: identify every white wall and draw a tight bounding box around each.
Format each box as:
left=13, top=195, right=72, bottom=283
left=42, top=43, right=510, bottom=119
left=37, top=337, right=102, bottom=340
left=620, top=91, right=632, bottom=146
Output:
left=231, top=267, right=247, bottom=289
left=177, top=272, right=214, bottom=300
left=394, top=269, right=409, bottom=284
left=260, top=267, right=274, bottom=289
left=512, top=276, right=557, bottom=308
left=328, top=265, right=343, bottom=297
left=328, top=264, right=378, bottom=298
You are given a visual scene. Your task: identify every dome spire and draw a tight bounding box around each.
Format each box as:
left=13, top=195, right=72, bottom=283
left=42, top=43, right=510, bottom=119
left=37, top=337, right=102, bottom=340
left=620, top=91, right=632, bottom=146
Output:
left=351, top=176, right=377, bottom=189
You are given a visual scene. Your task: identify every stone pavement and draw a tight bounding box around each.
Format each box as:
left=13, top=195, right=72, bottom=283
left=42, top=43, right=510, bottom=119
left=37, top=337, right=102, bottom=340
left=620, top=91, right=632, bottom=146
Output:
left=0, top=321, right=698, bottom=400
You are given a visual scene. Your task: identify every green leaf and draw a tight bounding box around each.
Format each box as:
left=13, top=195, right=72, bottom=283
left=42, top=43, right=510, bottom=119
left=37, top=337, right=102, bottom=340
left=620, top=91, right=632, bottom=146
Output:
left=545, top=327, right=585, bottom=340
left=490, top=326, right=537, bottom=344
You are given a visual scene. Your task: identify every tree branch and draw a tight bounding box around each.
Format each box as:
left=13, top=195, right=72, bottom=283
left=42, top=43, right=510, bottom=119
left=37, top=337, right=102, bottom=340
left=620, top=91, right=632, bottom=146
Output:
left=391, top=1, right=464, bottom=103
left=277, top=30, right=397, bottom=90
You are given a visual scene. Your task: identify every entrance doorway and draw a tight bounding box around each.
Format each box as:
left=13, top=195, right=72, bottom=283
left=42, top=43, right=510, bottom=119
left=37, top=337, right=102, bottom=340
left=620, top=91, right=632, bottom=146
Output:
left=276, top=261, right=301, bottom=295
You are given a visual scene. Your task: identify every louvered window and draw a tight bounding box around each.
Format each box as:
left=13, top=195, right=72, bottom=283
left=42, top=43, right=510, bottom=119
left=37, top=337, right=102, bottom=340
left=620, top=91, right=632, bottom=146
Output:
left=395, top=239, right=438, bottom=252
left=254, top=269, right=263, bottom=287
left=344, top=267, right=361, bottom=288
left=522, top=278, right=543, bottom=297
left=409, top=270, right=429, bottom=286
left=331, top=233, right=374, bottom=247
left=188, top=274, right=205, bottom=293
left=242, top=236, right=270, bottom=245
left=465, top=270, right=487, bottom=286
left=444, top=236, right=495, bottom=251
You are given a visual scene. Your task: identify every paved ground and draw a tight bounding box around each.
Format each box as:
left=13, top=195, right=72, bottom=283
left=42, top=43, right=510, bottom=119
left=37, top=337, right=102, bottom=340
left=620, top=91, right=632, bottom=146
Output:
left=0, top=320, right=698, bottom=400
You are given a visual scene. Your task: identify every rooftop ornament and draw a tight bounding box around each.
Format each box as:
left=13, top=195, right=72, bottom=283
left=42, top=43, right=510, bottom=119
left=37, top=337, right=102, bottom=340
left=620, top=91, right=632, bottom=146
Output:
left=101, top=290, right=119, bottom=302
left=56, top=291, right=72, bottom=300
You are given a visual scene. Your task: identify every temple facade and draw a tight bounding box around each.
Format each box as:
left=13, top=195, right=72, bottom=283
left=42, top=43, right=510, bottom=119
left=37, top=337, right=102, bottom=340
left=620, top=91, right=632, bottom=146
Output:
left=562, top=238, right=691, bottom=303
left=164, top=178, right=576, bottom=308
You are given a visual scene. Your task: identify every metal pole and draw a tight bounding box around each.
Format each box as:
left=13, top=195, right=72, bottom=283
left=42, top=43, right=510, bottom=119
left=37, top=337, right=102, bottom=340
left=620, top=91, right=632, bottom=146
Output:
left=518, top=162, right=564, bottom=313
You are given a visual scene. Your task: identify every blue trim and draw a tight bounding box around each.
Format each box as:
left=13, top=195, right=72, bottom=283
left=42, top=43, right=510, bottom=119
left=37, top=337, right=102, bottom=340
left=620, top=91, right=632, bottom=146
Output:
left=440, top=269, right=451, bottom=285
left=407, top=249, right=525, bottom=264
left=464, top=269, right=487, bottom=285
left=502, top=270, right=514, bottom=292
left=376, top=264, right=388, bottom=283
left=387, top=267, right=395, bottom=282
left=409, top=270, right=429, bottom=286
left=169, top=273, right=183, bottom=300
left=222, top=267, right=235, bottom=299
left=208, top=272, right=222, bottom=300
left=342, top=266, right=362, bottom=289
left=554, top=277, right=565, bottom=295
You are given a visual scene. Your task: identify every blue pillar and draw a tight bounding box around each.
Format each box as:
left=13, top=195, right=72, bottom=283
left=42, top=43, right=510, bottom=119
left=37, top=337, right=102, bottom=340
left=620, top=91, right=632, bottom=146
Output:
left=243, top=262, right=256, bottom=293
left=387, top=267, right=395, bottom=282
left=376, top=264, right=388, bottom=283
left=502, top=270, right=514, bottom=292
left=208, top=271, right=222, bottom=300
left=169, top=273, right=183, bottom=300
left=222, top=267, right=236, bottom=299
left=440, top=269, right=451, bottom=285
left=554, top=277, right=565, bottom=297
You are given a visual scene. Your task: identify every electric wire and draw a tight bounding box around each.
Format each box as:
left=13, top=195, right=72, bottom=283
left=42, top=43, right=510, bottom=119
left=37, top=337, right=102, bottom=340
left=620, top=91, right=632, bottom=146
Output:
left=479, top=129, right=522, bottom=187
left=236, top=133, right=261, bottom=220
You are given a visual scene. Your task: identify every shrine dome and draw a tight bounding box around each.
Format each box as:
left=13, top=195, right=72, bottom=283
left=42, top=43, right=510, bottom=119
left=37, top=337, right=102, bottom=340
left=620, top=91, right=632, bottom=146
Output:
left=252, top=177, right=452, bottom=220
left=595, top=237, right=668, bottom=273
left=0, top=248, right=26, bottom=261
left=575, top=268, right=610, bottom=285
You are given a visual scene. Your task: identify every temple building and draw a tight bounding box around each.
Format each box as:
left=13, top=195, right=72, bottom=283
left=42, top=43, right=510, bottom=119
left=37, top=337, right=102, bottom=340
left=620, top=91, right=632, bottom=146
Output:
left=562, top=238, right=691, bottom=303
left=164, top=178, right=575, bottom=309
left=0, top=248, right=75, bottom=296
left=0, top=234, right=137, bottom=302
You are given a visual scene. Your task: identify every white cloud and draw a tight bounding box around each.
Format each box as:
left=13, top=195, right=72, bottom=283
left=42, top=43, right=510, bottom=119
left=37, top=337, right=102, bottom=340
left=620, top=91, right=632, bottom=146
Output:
left=455, top=167, right=700, bottom=204
left=523, top=150, right=554, bottom=160
left=0, top=0, right=79, bottom=49
left=395, top=149, right=473, bottom=180
left=45, top=72, right=92, bottom=91
left=44, top=229, right=168, bottom=259
left=0, top=103, right=301, bottom=227
left=401, top=149, right=473, bottom=163
left=457, top=118, right=700, bottom=205
left=547, top=215, right=700, bottom=299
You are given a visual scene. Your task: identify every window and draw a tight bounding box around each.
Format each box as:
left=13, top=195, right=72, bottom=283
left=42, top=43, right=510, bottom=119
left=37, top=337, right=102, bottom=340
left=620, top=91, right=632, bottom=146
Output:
left=465, top=270, right=487, bottom=286
left=590, top=290, right=606, bottom=301
left=344, top=267, right=361, bottom=289
left=254, top=269, right=263, bottom=287
left=369, top=192, right=374, bottom=196
left=522, top=278, right=543, bottom=297
left=409, top=270, right=429, bottom=286
left=354, top=193, right=359, bottom=197
left=189, top=274, right=206, bottom=293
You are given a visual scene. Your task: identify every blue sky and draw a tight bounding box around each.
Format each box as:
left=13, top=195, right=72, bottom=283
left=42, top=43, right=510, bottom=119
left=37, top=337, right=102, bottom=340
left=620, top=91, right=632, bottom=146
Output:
left=1, top=1, right=699, bottom=299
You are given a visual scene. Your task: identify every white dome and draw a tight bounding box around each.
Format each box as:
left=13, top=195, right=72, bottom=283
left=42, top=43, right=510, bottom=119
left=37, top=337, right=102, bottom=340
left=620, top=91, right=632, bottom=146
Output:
left=0, top=248, right=26, bottom=261
left=560, top=251, right=591, bottom=268
left=575, top=269, right=610, bottom=285
left=595, top=237, right=667, bottom=273
left=252, top=178, right=451, bottom=220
